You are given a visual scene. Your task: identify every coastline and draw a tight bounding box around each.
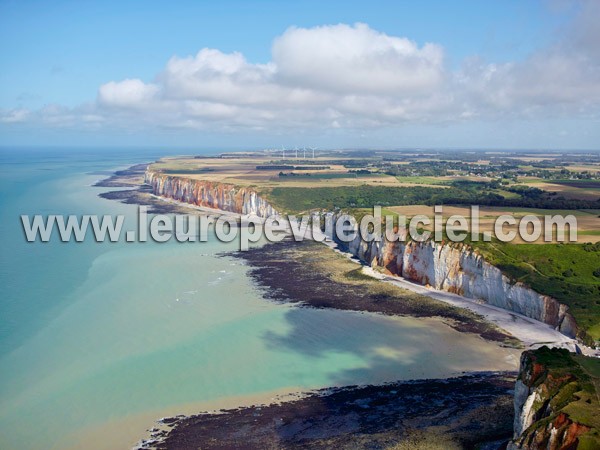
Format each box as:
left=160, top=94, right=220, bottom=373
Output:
left=98, top=160, right=537, bottom=347
left=135, top=163, right=589, bottom=352
left=98, top=163, right=582, bottom=448
left=140, top=372, right=517, bottom=450
left=228, top=238, right=518, bottom=344
left=95, top=163, right=199, bottom=215
left=98, top=164, right=523, bottom=447
left=62, top=387, right=309, bottom=450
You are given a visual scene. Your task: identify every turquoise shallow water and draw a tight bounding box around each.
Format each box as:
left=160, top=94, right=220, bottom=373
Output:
left=0, top=149, right=518, bottom=449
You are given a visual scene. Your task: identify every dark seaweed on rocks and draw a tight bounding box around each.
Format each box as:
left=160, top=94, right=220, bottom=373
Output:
left=96, top=163, right=197, bottom=214
left=228, top=239, right=515, bottom=343
left=147, top=373, right=516, bottom=450
left=94, top=163, right=148, bottom=187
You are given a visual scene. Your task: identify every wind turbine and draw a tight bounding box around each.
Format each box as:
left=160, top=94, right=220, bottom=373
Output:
left=295, top=147, right=298, bottom=159
left=281, top=145, right=286, bottom=160
left=303, top=147, right=306, bottom=159
left=311, top=147, right=317, bottom=159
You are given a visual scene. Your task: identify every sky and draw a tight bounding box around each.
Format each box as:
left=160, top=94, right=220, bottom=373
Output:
left=0, top=0, right=599, bottom=150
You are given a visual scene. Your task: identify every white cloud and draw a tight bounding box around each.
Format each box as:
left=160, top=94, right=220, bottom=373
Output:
left=457, top=0, right=600, bottom=117
left=5, top=9, right=600, bottom=140
left=86, top=23, right=452, bottom=130
left=0, top=108, right=30, bottom=123
left=98, top=78, right=159, bottom=108
left=272, top=23, right=444, bottom=95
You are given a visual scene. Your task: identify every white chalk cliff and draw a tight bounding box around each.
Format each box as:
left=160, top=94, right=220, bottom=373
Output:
left=145, top=171, right=578, bottom=338
left=145, top=170, right=278, bottom=218
left=341, top=233, right=577, bottom=338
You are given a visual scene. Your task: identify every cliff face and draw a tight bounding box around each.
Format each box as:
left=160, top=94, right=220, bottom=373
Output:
left=144, top=170, right=577, bottom=339
left=144, top=170, right=278, bottom=218
left=509, top=347, right=600, bottom=449
left=339, top=234, right=578, bottom=338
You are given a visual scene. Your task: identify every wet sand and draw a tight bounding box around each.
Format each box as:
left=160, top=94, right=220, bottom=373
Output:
left=63, top=387, right=308, bottom=450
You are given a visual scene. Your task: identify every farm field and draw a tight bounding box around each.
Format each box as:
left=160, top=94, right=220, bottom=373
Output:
left=385, top=205, right=600, bottom=243
left=150, top=151, right=600, bottom=242
left=150, top=156, right=404, bottom=187
left=522, top=179, right=600, bottom=201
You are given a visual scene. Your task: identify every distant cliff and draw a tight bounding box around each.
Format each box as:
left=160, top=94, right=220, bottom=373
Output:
left=144, top=170, right=277, bottom=218
left=509, top=346, right=600, bottom=449
left=144, top=170, right=578, bottom=339
left=337, top=233, right=578, bottom=338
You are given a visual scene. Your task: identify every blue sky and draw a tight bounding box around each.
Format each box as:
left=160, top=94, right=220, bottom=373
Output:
left=1, top=0, right=598, bottom=150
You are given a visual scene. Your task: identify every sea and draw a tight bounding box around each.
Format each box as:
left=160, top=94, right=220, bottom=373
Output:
left=0, top=148, right=518, bottom=449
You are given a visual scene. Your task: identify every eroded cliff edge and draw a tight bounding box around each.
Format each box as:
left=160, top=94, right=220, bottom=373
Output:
left=339, top=234, right=579, bottom=339
left=509, top=346, right=600, bottom=449
left=145, top=170, right=278, bottom=218
left=144, top=169, right=578, bottom=339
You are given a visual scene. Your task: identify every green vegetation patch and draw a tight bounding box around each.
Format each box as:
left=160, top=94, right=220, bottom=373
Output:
left=160, top=168, right=214, bottom=174
left=263, top=182, right=600, bottom=214
left=277, top=172, right=383, bottom=180
left=395, top=176, right=450, bottom=185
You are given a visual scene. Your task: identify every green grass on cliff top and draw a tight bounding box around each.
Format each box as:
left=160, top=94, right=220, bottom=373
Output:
left=471, top=242, right=600, bottom=341
left=526, top=347, right=600, bottom=446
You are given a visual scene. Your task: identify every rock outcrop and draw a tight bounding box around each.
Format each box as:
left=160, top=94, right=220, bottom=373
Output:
left=509, top=347, right=600, bottom=449
left=144, top=170, right=278, bottom=218
left=337, top=233, right=578, bottom=338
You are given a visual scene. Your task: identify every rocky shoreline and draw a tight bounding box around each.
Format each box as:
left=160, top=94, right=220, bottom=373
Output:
left=94, top=163, right=149, bottom=188
left=95, top=163, right=196, bottom=214
left=138, top=372, right=516, bottom=450
left=229, top=239, right=517, bottom=344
